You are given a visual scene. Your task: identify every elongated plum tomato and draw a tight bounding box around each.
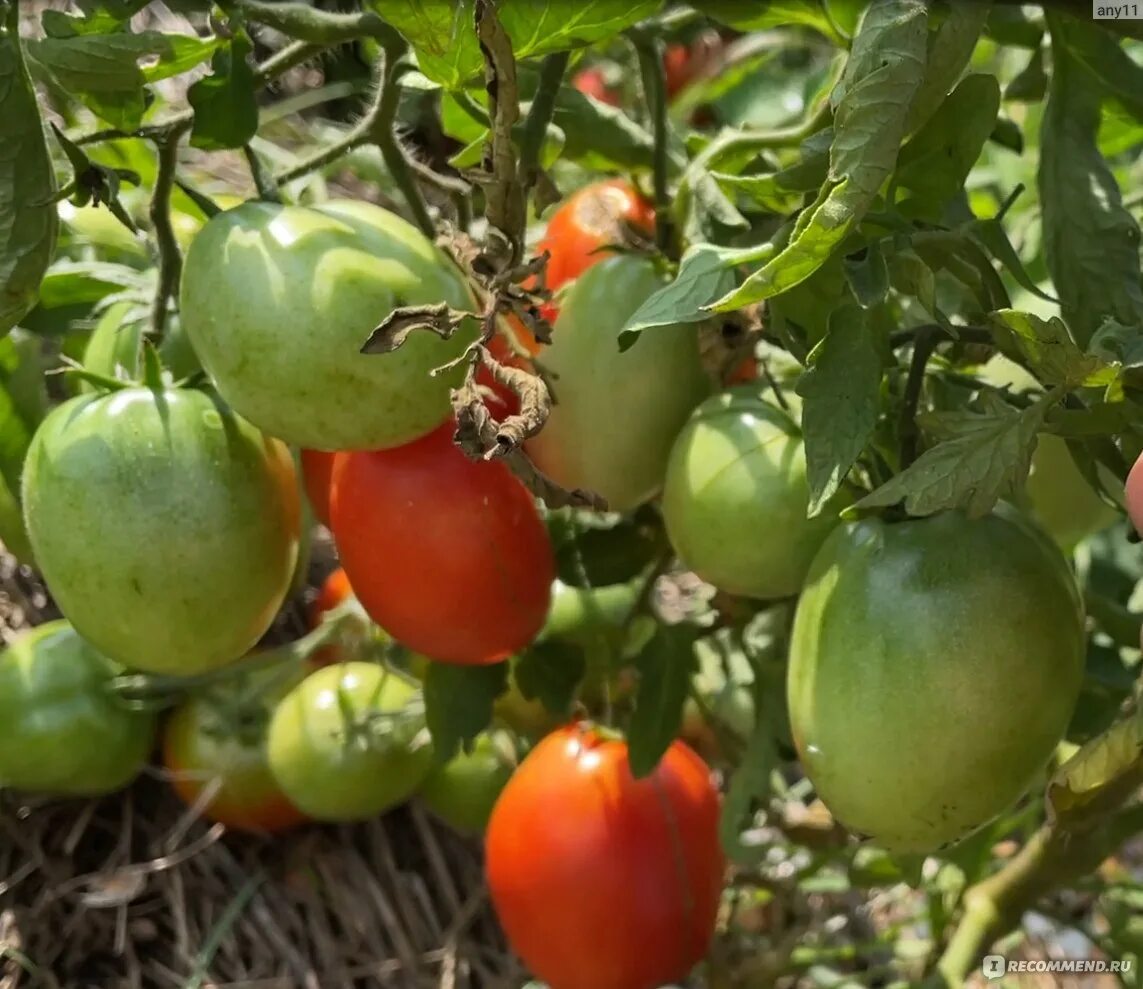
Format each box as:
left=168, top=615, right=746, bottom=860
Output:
left=524, top=255, right=711, bottom=512
left=330, top=421, right=554, bottom=664
left=485, top=725, right=724, bottom=989
left=179, top=199, right=478, bottom=451
left=22, top=386, right=300, bottom=675
left=788, top=506, right=1085, bottom=853
left=0, top=621, right=157, bottom=795
left=299, top=448, right=336, bottom=526
left=266, top=661, right=433, bottom=821
left=163, top=664, right=309, bottom=833
left=662, top=387, right=849, bottom=600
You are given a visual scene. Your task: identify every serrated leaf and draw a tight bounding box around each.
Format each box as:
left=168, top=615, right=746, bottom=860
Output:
left=895, top=74, right=1000, bottom=221
left=1040, top=12, right=1143, bottom=347
left=627, top=624, right=699, bottom=778
left=1, top=4, right=59, bottom=337
left=990, top=309, right=1116, bottom=388
left=188, top=30, right=258, bottom=151
left=423, top=661, right=508, bottom=763
left=378, top=0, right=662, bottom=89
left=1047, top=708, right=1143, bottom=822
left=796, top=303, right=881, bottom=515
left=969, top=216, right=1057, bottom=305
left=618, top=244, right=750, bottom=351
left=903, top=1, right=991, bottom=134
left=851, top=391, right=1049, bottom=518
left=514, top=640, right=586, bottom=716
left=1089, top=318, right=1143, bottom=384
left=708, top=0, right=928, bottom=312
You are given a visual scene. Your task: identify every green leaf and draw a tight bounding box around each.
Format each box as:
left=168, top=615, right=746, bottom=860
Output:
left=1004, top=45, right=1047, bottom=103
left=1047, top=708, right=1143, bottom=825
left=796, top=303, right=881, bottom=516
left=850, top=391, right=1049, bottom=518
left=549, top=84, right=656, bottom=170
left=627, top=624, right=699, bottom=779
left=379, top=0, right=663, bottom=89
left=1089, top=317, right=1143, bottom=382
left=1, top=4, right=60, bottom=337
left=618, top=244, right=759, bottom=352
left=888, top=247, right=937, bottom=318
left=422, top=661, right=508, bottom=763
left=903, top=1, right=991, bottom=134
left=547, top=507, right=667, bottom=588
left=514, top=640, right=586, bottom=716
left=968, top=216, right=1058, bottom=305
left=1040, top=12, right=1143, bottom=347
left=188, top=30, right=259, bottom=151
left=990, top=310, right=1116, bottom=388
left=894, top=74, right=1000, bottom=220
left=1050, top=16, right=1143, bottom=124
left=718, top=687, right=779, bottom=866
left=985, top=6, right=1043, bottom=49
left=702, top=0, right=851, bottom=46
left=32, top=260, right=145, bottom=315
left=708, top=0, right=929, bottom=312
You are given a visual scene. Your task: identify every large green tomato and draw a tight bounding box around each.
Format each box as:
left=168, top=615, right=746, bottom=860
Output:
left=524, top=255, right=711, bottom=512
left=662, top=387, right=848, bottom=599
left=419, top=731, right=517, bottom=833
left=0, top=621, right=157, bottom=795
left=179, top=200, right=478, bottom=451
left=22, top=386, right=300, bottom=674
left=981, top=355, right=1117, bottom=551
left=266, top=661, right=434, bottom=821
left=788, top=506, right=1085, bottom=853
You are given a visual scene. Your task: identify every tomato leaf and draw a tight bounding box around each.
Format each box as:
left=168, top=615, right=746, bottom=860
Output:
left=888, top=247, right=938, bottom=318
left=0, top=3, right=60, bottom=337
left=422, top=661, right=508, bottom=763
left=378, top=0, right=662, bottom=89
left=188, top=30, right=259, bottom=151
left=718, top=685, right=779, bottom=866
left=702, top=0, right=852, bottom=46
left=514, top=640, right=586, bottom=716
left=796, top=303, right=882, bottom=517
left=708, top=0, right=929, bottom=312
left=894, top=75, right=1000, bottom=222
left=968, top=216, right=1058, bottom=306
left=851, top=391, right=1049, bottom=519
left=548, top=84, right=656, bottom=171
left=1047, top=707, right=1143, bottom=826
left=842, top=240, right=889, bottom=309
left=902, top=1, right=991, bottom=135
left=547, top=506, right=667, bottom=588
left=1040, top=12, right=1143, bottom=348
left=1050, top=16, right=1143, bottom=124
left=627, top=624, right=699, bottom=779
left=989, top=310, right=1116, bottom=389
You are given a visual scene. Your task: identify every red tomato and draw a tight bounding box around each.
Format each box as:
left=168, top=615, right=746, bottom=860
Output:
left=329, top=421, right=555, bottom=665
left=572, top=67, right=621, bottom=107
left=726, top=355, right=759, bottom=385
left=300, top=448, right=336, bottom=527
left=485, top=725, right=725, bottom=989
left=307, top=567, right=354, bottom=666
left=663, top=43, right=694, bottom=98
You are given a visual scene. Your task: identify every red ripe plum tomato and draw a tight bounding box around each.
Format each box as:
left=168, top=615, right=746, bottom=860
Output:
left=300, top=448, right=336, bottom=526
left=485, top=725, right=725, bottom=989
left=329, top=422, right=555, bottom=665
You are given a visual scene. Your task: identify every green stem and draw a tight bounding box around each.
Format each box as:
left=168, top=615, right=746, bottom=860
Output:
left=225, top=0, right=402, bottom=47
left=452, top=90, right=492, bottom=127
left=242, top=144, right=281, bottom=202
left=898, top=326, right=940, bottom=469
left=148, top=121, right=189, bottom=338
left=888, top=323, right=994, bottom=349
left=518, top=51, right=569, bottom=193
left=632, top=33, right=671, bottom=252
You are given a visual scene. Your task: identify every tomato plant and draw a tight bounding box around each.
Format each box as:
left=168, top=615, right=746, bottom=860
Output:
left=419, top=730, right=517, bottom=833
left=485, top=725, right=724, bottom=989
left=180, top=200, right=479, bottom=452
left=163, top=664, right=309, bottom=834
left=22, top=385, right=300, bottom=675
left=266, top=661, right=432, bottom=821
left=0, top=621, right=156, bottom=796
left=330, top=420, right=554, bottom=665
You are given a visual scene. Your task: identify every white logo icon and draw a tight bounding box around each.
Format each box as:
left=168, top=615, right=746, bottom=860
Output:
left=983, top=955, right=1006, bottom=980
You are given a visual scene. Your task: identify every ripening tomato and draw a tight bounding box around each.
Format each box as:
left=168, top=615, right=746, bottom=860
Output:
left=163, top=664, right=309, bottom=834
left=572, top=67, right=621, bottom=106
left=300, top=448, right=336, bottom=527
left=486, top=725, right=725, bottom=989
left=306, top=567, right=380, bottom=666
left=330, top=421, right=554, bottom=665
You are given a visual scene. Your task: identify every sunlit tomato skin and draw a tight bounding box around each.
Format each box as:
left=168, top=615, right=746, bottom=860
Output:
left=662, top=388, right=849, bottom=600
left=180, top=199, right=478, bottom=451
left=0, top=621, right=157, bottom=796
left=419, top=731, right=517, bottom=833
left=788, top=506, right=1086, bottom=853
left=572, top=67, right=621, bottom=106
left=266, top=661, right=433, bottom=821
left=300, top=448, right=336, bottom=527
left=524, top=256, right=711, bottom=512
left=22, top=386, right=300, bottom=675
left=486, top=725, right=724, bottom=989
left=330, top=422, right=555, bottom=665
left=163, top=665, right=310, bottom=834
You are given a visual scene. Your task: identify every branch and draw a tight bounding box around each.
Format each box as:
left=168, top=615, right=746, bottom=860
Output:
left=242, top=144, right=281, bottom=202
left=888, top=323, right=994, bottom=349
left=898, top=326, right=940, bottom=469
left=517, top=51, right=569, bottom=195
left=149, top=121, right=190, bottom=337
left=631, top=32, right=670, bottom=252
left=224, top=0, right=402, bottom=47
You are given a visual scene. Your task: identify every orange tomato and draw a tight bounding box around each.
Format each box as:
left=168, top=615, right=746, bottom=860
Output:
left=299, top=448, right=336, bottom=527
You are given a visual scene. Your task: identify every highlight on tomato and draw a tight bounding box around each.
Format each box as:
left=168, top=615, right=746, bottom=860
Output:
left=329, top=420, right=554, bottom=666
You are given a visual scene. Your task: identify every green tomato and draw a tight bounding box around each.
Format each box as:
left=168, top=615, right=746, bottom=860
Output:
left=58, top=199, right=149, bottom=266
left=788, top=506, right=1085, bottom=853
left=179, top=199, right=478, bottom=451
left=662, top=387, right=848, bottom=600
left=82, top=304, right=202, bottom=391
left=266, top=661, right=433, bottom=821
left=22, top=386, right=300, bottom=675
left=981, top=355, right=1117, bottom=551
left=419, top=731, right=517, bottom=832
left=0, top=621, right=157, bottom=795
left=524, top=255, right=711, bottom=512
